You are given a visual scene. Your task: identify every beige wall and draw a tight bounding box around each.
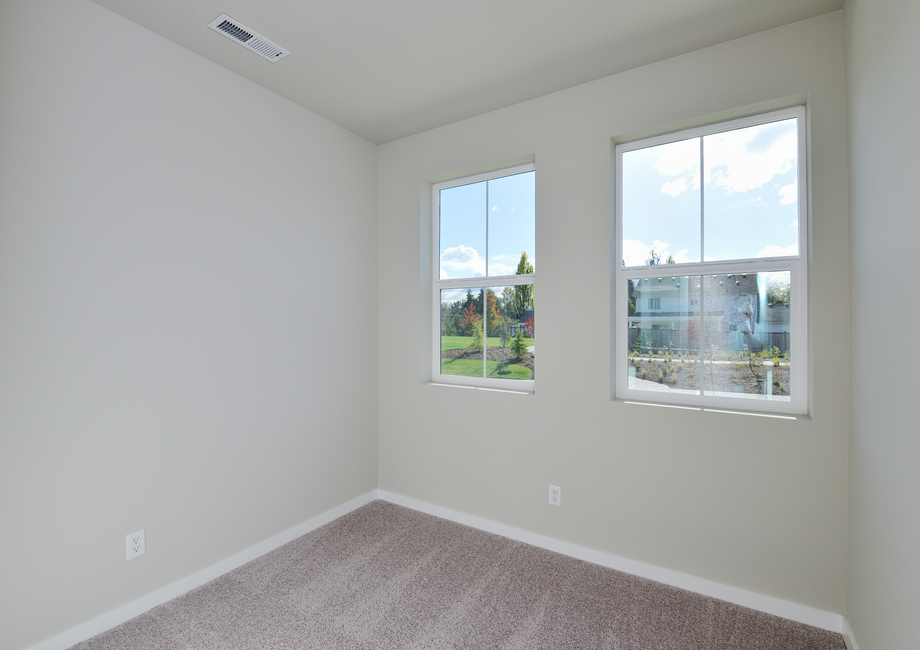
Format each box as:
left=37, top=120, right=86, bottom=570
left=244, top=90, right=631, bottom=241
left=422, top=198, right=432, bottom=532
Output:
left=378, top=12, right=850, bottom=613
left=845, top=0, right=920, bottom=647
left=0, top=2, right=378, bottom=648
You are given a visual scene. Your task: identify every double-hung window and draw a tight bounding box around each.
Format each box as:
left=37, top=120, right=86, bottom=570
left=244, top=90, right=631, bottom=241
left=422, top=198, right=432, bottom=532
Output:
left=615, top=107, right=807, bottom=414
left=432, top=164, right=535, bottom=390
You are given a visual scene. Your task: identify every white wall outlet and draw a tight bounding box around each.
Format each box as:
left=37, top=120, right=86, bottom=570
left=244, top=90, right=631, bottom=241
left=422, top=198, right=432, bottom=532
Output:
left=126, top=529, right=145, bottom=560
left=549, top=485, right=561, bottom=507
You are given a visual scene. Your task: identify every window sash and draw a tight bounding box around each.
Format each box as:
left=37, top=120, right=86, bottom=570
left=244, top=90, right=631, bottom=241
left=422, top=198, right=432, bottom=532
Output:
left=616, top=263, right=805, bottom=414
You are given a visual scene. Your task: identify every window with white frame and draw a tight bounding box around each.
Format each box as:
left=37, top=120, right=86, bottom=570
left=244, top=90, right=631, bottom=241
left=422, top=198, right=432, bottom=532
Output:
left=433, top=164, right=535, bottom=389
left=615, top=107, right=807, bottom=414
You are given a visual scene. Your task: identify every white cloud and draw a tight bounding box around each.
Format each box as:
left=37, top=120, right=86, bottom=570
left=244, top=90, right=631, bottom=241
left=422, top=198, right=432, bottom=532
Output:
left=489, top=261, right=516, bottom=276
left=646, top=121, right=796, bottom=200
left=779, top=181, right=797, bottom=205
left=622, top=239, right=692, bottom=267
left=440, top=245, right=485, bottom=278
left=492, top=205, right=498, bottom=212
left=650, top=239, right=671, bottom=253
left=652, top=138, right=701, bottom=197
left=486, top=253, right=535, bottom=276
left=670, top=248, right=692, bottom=264
left=439, top=287, right=469, bottom=304
left=622, top=239, right=651, bottom=267
left=705, top=121, right=797, bottom=194
left=791, top=219, right=798, bottom=227
left=661, top=177, right=687, bottom=197
left=756, top=243, right=798, bottom=258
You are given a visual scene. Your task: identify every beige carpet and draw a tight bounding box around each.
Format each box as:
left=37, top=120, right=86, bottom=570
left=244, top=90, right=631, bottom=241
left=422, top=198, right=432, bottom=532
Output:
left=72, top=501, right=845, bottom=649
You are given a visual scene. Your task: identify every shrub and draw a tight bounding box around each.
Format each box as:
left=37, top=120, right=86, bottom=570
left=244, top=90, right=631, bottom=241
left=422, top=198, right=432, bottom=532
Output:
left=510, top=330, right=528, bottom=357
left=467, top=321, right=484, bottom=351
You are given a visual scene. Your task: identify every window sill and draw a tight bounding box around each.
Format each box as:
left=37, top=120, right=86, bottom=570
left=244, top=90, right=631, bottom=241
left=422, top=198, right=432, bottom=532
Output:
left=431, top=382, right=533, bottom=396
left=615, top=398, right=810, bottom=421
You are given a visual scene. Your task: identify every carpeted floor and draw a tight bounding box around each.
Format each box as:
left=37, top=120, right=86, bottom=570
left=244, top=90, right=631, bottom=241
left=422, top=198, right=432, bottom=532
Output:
left=72, top=501, right=846, bottom=649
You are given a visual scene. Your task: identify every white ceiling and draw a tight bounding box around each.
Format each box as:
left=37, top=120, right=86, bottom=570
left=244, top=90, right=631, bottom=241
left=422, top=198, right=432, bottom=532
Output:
left=89, top=0, right=843, bottom=144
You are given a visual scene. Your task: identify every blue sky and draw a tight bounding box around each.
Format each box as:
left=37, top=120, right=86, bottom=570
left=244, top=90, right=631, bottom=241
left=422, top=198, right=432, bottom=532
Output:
left=622, top=118, right=799, bottom=267
left=439, top=170, right=536, bottom=280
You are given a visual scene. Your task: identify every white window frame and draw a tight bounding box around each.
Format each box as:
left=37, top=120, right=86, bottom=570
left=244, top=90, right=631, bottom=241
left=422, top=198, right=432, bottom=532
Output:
left=614, top=106, right=808, bottom=414
left=432, top=163, right=536, bottom=391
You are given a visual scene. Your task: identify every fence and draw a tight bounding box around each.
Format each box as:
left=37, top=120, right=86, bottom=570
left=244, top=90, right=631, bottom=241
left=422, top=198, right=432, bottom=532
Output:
left=627, top=328, right=789, bottom=354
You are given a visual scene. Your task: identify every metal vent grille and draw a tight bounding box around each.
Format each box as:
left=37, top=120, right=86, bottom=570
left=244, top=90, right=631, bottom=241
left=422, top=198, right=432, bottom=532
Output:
left=207, top=14, right=289, bottom=63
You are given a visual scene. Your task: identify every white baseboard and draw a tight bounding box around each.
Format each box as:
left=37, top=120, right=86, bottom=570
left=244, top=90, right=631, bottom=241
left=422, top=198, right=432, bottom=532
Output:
left=841, top=616, right=860, bottom=650
left=26, top=491, right=378, bottom=650
left=378, top=490, right=846, bottom=635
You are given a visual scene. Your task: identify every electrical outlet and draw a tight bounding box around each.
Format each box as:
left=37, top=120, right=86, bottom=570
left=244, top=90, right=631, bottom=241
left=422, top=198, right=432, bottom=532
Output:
left=548, top=485, right=561, bottom=507
left=126, top=529, right=145, bottom=560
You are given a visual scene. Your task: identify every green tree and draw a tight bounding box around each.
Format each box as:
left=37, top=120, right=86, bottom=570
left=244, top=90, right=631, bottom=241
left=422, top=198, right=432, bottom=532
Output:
left=440, top=298, right=466, bottom=335
left=511, top=330, right=528, bottom=357
left=467, top=317, right=484, bottom=351
left=645, top=249, right=661, bottom=265
left=459, top=300, right=480, bottom=336
left=499, top=286, right=515, bottom=319
left=485, top=289, right=503, bottom=336
left=666, top=254, right=676, bottom=264
left=627, top=278, right=637, bottom=316
left=510, top=251, right=535, bottom=321
left=516, top=250, right=535, bottom=275
left=767, top=281, right=790, bottom=304
left=496, top=313, right=511, bottom=373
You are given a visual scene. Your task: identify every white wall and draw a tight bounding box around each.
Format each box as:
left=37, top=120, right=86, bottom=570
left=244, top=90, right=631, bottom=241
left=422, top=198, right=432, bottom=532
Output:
left=845, top=0, right=920, bottom=647
left=0, top=2, right=378, bottom=648
left=378, top=12, right=850, bottom=614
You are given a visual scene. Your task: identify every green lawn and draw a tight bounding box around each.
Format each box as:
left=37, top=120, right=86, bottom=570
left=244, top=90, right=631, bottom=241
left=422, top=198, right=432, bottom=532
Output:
left=441, top=335, right=534, bottom=351
left=440, top=358, right=532, bottom=380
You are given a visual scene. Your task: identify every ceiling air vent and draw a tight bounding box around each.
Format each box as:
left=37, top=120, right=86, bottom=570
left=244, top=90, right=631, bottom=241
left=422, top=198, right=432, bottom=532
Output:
left=207, top=14, right=289, bottom=63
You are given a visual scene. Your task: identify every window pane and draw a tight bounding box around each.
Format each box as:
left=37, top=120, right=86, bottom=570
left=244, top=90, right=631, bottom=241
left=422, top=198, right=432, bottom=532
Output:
left=625, top=271, right=791, bottom=401
left=703, top=119, right=799, bottom=261
left=627, top=275, right=701, bottom=392
left=622, top=139, right=701, bottom=266
left=487, top=171, right=536, bottom=276
left=700, top=271, right=791, bottom=400
left=440, top=288, right=484, bottom=377
left=439, top=182, right=486, bottom=280
left=485, top=286, right=534, bottom=381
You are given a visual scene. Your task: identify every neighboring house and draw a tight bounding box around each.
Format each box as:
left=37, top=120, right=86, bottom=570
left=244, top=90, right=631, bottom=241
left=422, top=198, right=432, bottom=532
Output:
left=510, top=310, right=535, bottom=336
left=628, top=273, right=790, bottom=352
